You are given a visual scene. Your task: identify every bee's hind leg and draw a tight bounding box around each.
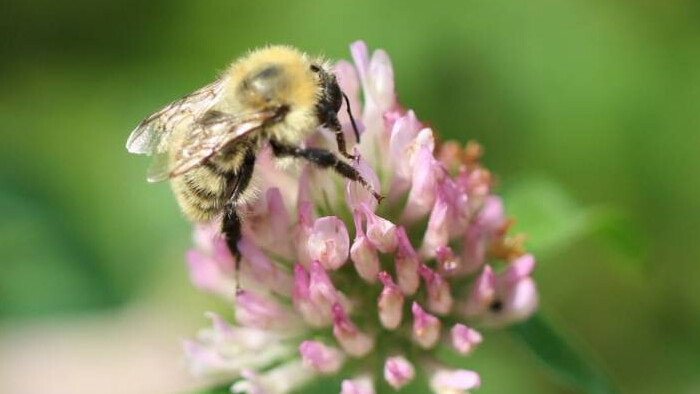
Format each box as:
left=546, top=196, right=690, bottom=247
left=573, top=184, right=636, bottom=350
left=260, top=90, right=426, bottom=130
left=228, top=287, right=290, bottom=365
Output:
left=221, top=200, right=243, bottom=295
left=222, top=204, right=242, bottom=262
left=220, top=149, right=257, bottom=294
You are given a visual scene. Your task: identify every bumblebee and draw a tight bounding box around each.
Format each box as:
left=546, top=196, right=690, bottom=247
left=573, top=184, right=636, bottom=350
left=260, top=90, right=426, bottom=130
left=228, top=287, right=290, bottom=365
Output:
left=126, top=46, right=381, bottom=260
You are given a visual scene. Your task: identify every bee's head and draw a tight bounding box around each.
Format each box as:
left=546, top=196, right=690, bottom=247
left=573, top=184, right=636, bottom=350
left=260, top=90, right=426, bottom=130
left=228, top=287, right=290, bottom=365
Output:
left=311, top=64, right=360, bottom=142
left=311, top=64, right=342, bottom=130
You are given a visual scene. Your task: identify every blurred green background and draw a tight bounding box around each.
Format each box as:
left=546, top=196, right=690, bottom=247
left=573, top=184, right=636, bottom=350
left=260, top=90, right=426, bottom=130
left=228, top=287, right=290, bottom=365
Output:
left=2, top=0, right=699, bottom=393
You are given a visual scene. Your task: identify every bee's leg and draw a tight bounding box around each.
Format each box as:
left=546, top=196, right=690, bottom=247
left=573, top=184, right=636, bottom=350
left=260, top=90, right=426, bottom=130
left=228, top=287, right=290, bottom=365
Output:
left=332, top=93, right=361, bottom=160
left=220, top=149, right=257, bottom=294
left=334, top=129, right=357, bottom=161
left=222, top=203, right=242, bottom=262
left=270, top=140, right=383, bottom=203
left=342, top=92, right=361, bottom=145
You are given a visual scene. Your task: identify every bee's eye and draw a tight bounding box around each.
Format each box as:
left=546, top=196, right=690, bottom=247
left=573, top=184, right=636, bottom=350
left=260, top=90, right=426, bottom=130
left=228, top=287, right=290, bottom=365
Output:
left=314, top=72, right=344, bottom=128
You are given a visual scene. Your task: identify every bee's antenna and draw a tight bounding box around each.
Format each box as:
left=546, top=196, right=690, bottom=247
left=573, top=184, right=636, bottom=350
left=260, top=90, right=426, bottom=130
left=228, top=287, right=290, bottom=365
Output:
left=343, top=92, right=361, bottom=144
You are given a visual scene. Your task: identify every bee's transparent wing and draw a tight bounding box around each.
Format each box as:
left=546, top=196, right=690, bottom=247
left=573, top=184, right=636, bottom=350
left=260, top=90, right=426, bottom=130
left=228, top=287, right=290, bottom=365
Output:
left=145, top=108, right=281, bottom=182
left=126, top=77, right=227, bottom=155
left=146, top=152, right=172, bottom=183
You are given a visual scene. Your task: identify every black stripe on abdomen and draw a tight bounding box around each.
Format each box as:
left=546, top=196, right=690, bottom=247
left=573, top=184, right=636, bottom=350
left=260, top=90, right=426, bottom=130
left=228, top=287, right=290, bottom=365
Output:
left=183, top=175, right=222, bottom=201
left=204, top=160, right=233, bottom=178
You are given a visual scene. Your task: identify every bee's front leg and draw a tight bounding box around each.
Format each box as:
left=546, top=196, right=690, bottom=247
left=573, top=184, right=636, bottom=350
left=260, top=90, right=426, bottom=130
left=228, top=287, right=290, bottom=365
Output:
left=270, top=140, right=383, bottom=203
left=334, top=128, right=357, bottom=161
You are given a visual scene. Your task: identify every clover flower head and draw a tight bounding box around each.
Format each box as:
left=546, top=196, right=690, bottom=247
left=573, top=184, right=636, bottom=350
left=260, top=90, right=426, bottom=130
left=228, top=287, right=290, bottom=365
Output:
left=184, top=41, right=538, bottom=394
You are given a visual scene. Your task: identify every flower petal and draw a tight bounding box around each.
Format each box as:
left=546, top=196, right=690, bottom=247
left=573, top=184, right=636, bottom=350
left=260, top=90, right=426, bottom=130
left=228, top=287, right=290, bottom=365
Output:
left=299, top=341, right=345, bottom=374
left=420, top=192, right=451, bottom=259
left=292, top=264, right=328, bottom=327
left=345, top=155, right=381, bottom=212
left=500, top=253, right=536, bottom=284
left=295, top=201, right=314, bottom=268
left=332, top=303, right=374, bottom=357
left=186, top=249, right=236, bottom=300
left=307, top=216, right=350, bottom=270
left=463, top=265, right=496, bottom=316
left=402, top=132, right=440, bottom=222
left=238, top=238, right=292, bottom=296
left=388, top=110, right=422, bottom=182
left=384, top=356, right=415, bottom=390
left=359, top=204, right=398, bottom=253
left=451, top=324, right=483, bottom=356
left=411, top=302, right=441, bottom=349
left=350, top=235, right=380, bottom=283
left=419, top=264, right=454, bottom=315
left=235, top=291, right=302, bottom=331
left=341, top=375, right=375, bottom=394
left=377, top=272, right=404, bottom=330
left=429, top=369, right=481, bottom=394
left=242, top=187, right=293, bottom=256
left=232, top=360, right=315, bottom=394
left=436, top=246, right=462, bottom=276
left=394, top=227, right=420, bottom=295
left=368, top=49, right=396, bottom=110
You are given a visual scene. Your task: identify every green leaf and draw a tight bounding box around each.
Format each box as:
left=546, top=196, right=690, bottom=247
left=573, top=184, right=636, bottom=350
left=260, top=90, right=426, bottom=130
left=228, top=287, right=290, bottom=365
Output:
left=510, top=313, right=619, bottom=394
left=503, top=176, right=594, bottom=256
left=590, top=210, right=647, bottom=261
left=503, top=176, right=645, bottom=262
left=183, top=382, right=232, bottom=394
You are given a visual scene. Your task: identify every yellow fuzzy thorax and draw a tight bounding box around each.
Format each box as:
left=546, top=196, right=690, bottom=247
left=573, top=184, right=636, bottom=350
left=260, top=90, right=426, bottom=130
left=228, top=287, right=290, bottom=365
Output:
left=224, top=46, right=319, bottom=113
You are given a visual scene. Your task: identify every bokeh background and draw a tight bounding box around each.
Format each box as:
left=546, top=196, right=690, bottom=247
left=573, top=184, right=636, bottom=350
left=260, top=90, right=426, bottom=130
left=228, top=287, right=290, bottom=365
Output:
left=2, top=0, right=699, bottom=393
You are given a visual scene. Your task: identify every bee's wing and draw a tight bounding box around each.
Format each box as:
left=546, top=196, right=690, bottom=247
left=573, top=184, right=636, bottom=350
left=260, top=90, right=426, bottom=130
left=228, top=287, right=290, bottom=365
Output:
left=126, top=77, right=227, bottom=155
left=146, top=108, right=281, bottom=182
left=145, top=152, right=172, bottom=183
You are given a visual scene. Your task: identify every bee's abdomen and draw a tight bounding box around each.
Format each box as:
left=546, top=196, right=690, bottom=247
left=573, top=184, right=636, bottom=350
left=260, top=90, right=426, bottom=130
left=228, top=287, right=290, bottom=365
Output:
left=172, top=164, right=230, bottom=223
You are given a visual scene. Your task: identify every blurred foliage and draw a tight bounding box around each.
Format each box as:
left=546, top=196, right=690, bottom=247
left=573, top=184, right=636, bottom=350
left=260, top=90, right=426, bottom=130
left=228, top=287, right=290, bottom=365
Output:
left=2, top=0, right=700, bottom=393
left=503, top=176, right=646, bottom=264
left=0, top=187, right=119, bottom=316
left=511, top=314, right=618, bottom=394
